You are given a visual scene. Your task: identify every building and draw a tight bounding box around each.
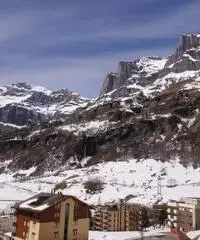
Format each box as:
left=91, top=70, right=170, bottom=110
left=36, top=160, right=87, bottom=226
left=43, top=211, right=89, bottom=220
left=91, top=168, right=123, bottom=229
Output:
left=93, top=201, right=143, bottom=231
left=167, top=197, right=200, bottom=232
left=12, top=192, right=89, bottom=240
left=0, top=215, right=15, bottom=233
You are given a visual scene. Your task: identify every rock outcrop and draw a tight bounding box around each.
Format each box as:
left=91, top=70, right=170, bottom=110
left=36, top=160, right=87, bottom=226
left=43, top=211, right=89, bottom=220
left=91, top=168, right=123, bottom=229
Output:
left=100, top=34, right=200, bottom=97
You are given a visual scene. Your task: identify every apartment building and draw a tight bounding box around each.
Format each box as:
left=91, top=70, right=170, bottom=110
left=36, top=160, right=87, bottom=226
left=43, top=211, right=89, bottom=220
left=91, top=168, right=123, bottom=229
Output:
left=0, top=215, right=15, bottom=233
left=93, top=201, right=142, bottom=231
left=167, top=197, right=200, bottom=232
left=12, top=192, right=89, bottom=240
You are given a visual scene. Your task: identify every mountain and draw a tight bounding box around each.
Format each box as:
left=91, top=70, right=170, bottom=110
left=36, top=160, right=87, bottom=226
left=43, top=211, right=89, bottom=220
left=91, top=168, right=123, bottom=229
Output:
left=1, top=34, right=200, bottom=176
left=0, top=82, right=88, bottom=126
left=1, top=34, right=200, bottom=208
left=100, top=34, right=200, bottom=98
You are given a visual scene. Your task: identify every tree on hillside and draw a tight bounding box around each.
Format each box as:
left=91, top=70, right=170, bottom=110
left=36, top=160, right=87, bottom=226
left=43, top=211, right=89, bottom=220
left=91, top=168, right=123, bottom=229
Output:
left=84, top=177, right=104, bottom=194
left=139, top=207, right=150, bottom=231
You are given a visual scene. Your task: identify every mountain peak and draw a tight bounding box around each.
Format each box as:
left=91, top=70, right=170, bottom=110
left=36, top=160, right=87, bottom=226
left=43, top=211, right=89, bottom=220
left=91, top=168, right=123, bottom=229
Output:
left=165, top=33, right=200, bottom=69
left=178, top=34, right=200, bottom=51
left=10, top=81, right=32, bottom=90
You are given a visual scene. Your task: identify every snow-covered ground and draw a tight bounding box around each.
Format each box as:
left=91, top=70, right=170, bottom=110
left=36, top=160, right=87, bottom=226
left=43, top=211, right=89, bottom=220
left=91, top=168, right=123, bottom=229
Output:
left=1, top=158, right=200, bottom=212
left=89, top=228, right=169, bottom=240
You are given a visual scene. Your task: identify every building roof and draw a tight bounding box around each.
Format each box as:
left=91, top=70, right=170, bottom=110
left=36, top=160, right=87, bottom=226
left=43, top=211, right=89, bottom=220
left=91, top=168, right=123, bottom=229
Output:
left=13, top=192, right=89, bottom=213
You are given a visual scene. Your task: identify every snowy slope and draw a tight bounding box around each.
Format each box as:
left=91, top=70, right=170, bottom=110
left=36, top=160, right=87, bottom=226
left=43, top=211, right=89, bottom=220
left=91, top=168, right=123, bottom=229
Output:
left=135, top=57, right=167, bottom=77
left=1, top=158, right=200, bottom=212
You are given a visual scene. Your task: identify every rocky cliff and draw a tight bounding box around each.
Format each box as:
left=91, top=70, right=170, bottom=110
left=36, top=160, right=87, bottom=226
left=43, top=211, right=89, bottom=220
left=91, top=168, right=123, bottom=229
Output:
left=1, top=34, right=200, bottom=175
left=100, top=34, right=200, bottom=97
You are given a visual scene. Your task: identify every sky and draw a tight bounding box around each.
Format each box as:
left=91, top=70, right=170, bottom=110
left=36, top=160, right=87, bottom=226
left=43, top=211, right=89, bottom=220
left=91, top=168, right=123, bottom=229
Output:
left=0, top=0, right=200, bottom=97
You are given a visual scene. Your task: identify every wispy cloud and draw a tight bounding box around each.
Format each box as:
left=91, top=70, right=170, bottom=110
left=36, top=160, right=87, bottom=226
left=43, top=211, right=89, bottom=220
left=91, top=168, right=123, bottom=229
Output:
left=0, top=0, right=199, bottom=97
left=0, top=46, right=172, bottom=97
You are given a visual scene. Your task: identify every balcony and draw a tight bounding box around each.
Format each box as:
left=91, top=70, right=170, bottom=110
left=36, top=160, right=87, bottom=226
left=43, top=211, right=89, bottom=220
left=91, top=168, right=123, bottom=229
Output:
left=174, top=216, right=178, bottom=221
left=167, top=221, right=172, bottom=227
left=173, top=209, right=178, bottom=214
left=167, top=208, right=171, bottom=213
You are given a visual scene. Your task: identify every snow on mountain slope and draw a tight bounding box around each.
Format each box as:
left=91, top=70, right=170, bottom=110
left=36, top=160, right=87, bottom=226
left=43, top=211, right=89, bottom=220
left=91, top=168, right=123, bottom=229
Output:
left=100, top=34, right=200, bottom=99
left=58, top=120, right=118, bottom=136
left=1, top=158, right=200, bottom=212
left=127, top=70, right=200, bottom=97
left=0, top=82, right=89, bottom=126
left=0, top=92, right=31, bottom=108
left=135, top=57, right=167, bottom=77
left=2, top=34, right=200, bottom=214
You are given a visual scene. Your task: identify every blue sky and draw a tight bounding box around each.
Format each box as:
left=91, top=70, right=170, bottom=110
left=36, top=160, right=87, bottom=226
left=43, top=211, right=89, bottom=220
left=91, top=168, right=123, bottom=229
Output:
left=0, top=0, right=200, bottom=97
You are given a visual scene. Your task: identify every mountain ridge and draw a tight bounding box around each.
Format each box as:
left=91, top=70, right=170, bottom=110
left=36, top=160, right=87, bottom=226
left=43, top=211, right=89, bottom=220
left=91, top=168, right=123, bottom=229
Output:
left=100, top=34, right=200, bottom=98
left=1, top=34, right=200, bottom=175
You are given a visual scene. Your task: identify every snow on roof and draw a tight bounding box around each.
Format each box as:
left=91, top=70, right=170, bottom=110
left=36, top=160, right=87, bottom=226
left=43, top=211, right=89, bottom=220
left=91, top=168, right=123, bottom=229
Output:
left=16, top=192, right=89, bottom=213
left=4, top=232, right=12, bottom=237
left=19, top=198, right=50, bottom=211
left=187, top=230, right=200, bottom=240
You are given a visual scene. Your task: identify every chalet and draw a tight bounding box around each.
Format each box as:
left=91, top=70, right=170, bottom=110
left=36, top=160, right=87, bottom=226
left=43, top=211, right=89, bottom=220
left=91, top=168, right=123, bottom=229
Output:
left=12, top=192, right=89, bottom=240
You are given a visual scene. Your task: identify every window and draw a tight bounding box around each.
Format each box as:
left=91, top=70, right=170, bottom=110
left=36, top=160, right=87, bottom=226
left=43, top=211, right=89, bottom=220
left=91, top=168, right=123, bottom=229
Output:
left=54, top=212, right=60, bottom=218
left=31, top=232, right=35, bottom=240
left=54, top=232, right=59, bottom=240
left=24, top=221, right=26, bottom=226
left=55, top=221, right=60, bottom=228
left=33, top=222, right=36, bottom=229
left=73, top=229, right=78, bottom=236
left=23, top=232, right=25, bottom=236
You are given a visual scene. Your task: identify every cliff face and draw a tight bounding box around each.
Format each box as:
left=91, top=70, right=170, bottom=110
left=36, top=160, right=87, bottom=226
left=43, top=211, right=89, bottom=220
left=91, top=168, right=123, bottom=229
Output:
left=1, top=34, right=200, bottom=175
left=166, top=34, right=200, bottom=66
left=100, top=34, right=200, bottom=97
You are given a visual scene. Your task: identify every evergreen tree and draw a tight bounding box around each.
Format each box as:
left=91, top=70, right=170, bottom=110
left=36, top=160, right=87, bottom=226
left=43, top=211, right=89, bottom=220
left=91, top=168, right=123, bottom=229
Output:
left=139, top=207, right=150, bottom=231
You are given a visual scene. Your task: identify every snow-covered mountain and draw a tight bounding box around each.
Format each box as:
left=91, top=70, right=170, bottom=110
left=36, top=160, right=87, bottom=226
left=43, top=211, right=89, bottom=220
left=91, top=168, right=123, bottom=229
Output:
left=1, top=34, right=200, bottom=210
left=100, top=34, right=200, bottom=98
left=0, top=82, right=88, bottom=127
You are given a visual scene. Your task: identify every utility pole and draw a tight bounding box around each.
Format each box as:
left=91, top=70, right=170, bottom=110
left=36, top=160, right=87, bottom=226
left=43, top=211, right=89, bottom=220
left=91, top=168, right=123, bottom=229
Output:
left=157, top=176, right=162, bottom=202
